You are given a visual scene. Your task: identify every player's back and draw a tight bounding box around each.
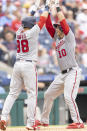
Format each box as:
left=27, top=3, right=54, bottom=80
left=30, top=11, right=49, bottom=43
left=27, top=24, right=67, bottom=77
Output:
left=16, top=25, right=40, bottom=62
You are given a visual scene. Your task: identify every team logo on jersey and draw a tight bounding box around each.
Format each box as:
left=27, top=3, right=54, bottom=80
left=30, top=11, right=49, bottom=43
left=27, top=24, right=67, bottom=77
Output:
left=56, top=40, right=65, bottom=51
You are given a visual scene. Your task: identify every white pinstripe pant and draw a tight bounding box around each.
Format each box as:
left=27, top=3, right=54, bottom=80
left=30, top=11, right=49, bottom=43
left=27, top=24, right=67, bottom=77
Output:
left=41, top=67, right=83, bottom=124
left=1, top=61, right=38, bottom=127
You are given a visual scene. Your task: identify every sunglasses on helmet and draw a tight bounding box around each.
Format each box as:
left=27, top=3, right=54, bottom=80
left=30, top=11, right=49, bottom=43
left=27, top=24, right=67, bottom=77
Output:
left=53, top=24, right=63, bottom=32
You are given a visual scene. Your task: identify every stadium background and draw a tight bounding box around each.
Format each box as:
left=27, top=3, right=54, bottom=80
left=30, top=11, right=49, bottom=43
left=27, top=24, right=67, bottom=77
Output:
left=0, top=0, right=87, bottom=130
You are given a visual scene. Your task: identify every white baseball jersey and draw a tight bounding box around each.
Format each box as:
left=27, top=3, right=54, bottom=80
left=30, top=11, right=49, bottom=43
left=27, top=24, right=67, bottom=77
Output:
left=16, top=25, right=40, bottom=61
left=41, top=30, right=83, bottom=125
left=54, top=29, right=78, bottom=71
left=1, top=15, right=49, bottom=129
left=1, top=24, right=40, bottom=126
left=41, top=15, right=83, bottom=125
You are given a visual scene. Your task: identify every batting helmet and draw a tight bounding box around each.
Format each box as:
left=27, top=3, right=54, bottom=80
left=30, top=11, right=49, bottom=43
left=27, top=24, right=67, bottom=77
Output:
left=22, top=16, right=36, bottom=29
left=53, top=24, right=63, bottom=32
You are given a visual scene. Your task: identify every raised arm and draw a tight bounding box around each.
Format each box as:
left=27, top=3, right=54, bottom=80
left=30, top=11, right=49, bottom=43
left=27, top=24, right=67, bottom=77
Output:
left=56, top=6, right=69, bottom=35
left=37, top=0, right=52, bottom=31
left=30, top=0, right=49, bottom=30
left=37, top=11, right=49, bottom=30
left=46, top=14, right=55, bottom=38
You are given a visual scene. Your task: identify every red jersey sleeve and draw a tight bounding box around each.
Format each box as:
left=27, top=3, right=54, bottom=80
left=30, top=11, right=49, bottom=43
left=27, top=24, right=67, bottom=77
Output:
left=38, top=16, right=47, bottom=30
left=46, top=14, right=55, bottom=38
left=60, top=19, right=69, bottom=35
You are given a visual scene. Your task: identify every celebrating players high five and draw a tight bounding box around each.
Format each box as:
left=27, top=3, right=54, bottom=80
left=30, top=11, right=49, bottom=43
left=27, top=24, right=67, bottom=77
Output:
left=0, top=0, right=84, bottom=130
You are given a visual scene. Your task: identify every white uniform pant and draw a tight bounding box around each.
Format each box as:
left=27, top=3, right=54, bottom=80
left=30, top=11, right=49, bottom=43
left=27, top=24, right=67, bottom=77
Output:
left=41, top=67, right=83, bottom=124
left=1, top=61, right=38, bottom=127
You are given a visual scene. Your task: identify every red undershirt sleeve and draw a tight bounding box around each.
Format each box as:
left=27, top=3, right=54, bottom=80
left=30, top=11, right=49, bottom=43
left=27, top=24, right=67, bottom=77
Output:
left=60, top=19, right=70, bottom=35
left=38, top=16, right=47, bottom=30
left=46, top=14, right=55, bottom=38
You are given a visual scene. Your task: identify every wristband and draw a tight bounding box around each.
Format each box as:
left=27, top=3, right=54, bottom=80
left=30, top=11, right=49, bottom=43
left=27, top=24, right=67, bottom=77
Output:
left=45, top=5, right=49, bottom=11
left=56, top=7, right=61, bottom=12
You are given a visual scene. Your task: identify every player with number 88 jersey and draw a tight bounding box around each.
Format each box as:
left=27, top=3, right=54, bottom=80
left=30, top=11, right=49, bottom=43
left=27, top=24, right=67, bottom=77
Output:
left=16, top=17, right=39, bottom=61
left=0, top=8, right=49, bottom=131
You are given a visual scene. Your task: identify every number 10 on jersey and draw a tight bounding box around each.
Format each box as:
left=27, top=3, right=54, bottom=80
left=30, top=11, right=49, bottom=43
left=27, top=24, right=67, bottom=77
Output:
left=17, top=39, right=29, bottom=53
left=58, top=49, right=67, bottom=58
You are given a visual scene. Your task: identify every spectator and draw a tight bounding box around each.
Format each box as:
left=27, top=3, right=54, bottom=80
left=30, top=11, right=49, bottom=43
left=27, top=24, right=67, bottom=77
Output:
left=81, top=34, right=87, bottom=67
left=76, top=4, right=87, bottom=29
left=14, top=1, right=21, bottom=12
left=66, top=10, right=77, bottom=25
left=48, top=42, right=58, bottom=67
left=5, top=0, right=17, bottom=14
left=2, top=31, right=16, bottom=50
left=0, top=2, right=5, bottom=17
left=0, top=42, right=8, bottom=62
left=0, top=9, right=12, bottom=26
left=37, top=45, right=51, bottom=75
left=0, top=24, right=12, bottom=40
left=77, top=32, right=87, bottom=53
left=2, top=31, right=16, bottom=66
left=11, top=11, right=21, bottom=31
left=75, top=45, right=82, bottom=66
left=66, top=10, right=76, bottom=33
left=22, top=2, right=31, bottom=17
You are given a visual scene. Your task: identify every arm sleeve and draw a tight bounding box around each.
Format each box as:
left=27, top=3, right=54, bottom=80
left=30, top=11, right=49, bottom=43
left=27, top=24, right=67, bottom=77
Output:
left=60, top=19, right=70, bottom=35
left=37, top=16, right=47, bottom=30
left=46, top=14, right=55, bottom=38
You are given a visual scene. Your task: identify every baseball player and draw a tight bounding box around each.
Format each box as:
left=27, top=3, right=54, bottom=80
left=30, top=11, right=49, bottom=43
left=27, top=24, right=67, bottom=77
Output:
left=0, top=6, right=49, bottom=131
left=35, top=3, right=84, bottom=129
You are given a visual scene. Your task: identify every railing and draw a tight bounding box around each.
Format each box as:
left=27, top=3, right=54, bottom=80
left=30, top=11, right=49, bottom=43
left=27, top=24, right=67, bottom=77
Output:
left=0, top=91, right=59, bottom=126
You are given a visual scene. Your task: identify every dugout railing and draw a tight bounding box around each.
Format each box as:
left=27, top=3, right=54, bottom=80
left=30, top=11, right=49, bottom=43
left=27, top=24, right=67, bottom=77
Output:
left=0, top=85, right=87, bottom=126
left=0, top=91, right=59, bottom=126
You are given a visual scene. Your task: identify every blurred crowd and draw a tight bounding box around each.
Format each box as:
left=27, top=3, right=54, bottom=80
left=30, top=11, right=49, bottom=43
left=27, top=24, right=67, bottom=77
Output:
left=0, top=0, right=87, bottom=77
